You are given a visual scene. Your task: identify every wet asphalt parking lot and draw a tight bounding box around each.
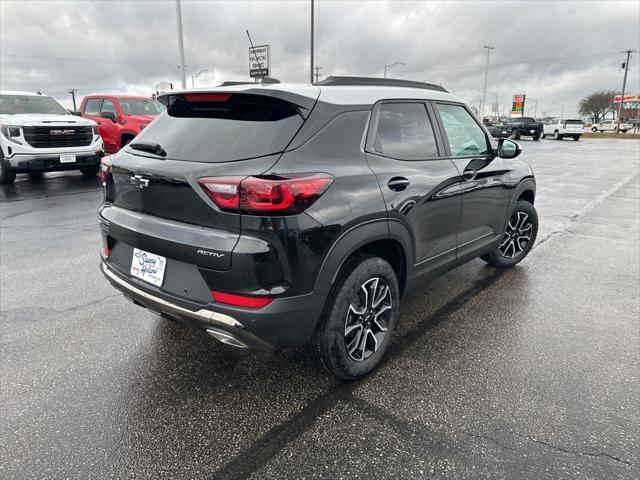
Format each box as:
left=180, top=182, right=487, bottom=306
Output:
left=1, top=138, right=639, bottom=479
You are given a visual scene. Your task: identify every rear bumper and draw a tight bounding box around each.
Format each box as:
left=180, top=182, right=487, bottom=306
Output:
left=101, top=260, right=324, bottom=349
left=101, top=261, right=273, bottom=349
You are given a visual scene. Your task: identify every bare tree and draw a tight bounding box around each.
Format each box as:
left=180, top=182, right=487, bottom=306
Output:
left=578, top=90, right=618, bottom=124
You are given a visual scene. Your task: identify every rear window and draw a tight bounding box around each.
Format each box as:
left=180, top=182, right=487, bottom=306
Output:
left=131, top=93, right=303, bottom=162
left=564, top=119, right=583, bottom=125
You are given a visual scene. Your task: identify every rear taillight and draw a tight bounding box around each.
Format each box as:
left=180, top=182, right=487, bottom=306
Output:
left=100, top=156, right=111, bottom=186
left=198, top=174, right=333, bottom=214
left=212, top=291, right=273, bottom=308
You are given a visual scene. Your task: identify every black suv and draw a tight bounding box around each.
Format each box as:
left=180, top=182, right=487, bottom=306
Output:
left=99, top=77, right=537, bottom=379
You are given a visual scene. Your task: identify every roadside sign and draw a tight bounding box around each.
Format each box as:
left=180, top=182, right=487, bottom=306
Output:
left=512, top=94, right=526, bottom=116
left=613, top=93, right=640, bottom=103
left=249, top=45, right=270, bottom=78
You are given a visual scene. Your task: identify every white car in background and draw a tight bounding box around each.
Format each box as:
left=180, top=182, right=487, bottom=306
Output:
left=590, top=119, right=632, bottom=133
left=543, top=118, right=584, bottom=141
left=0, top=91, right=103, bottom=184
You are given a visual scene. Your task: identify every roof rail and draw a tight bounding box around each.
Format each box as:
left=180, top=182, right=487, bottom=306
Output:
left=316, top=76, right=447, bottom=93
left=219, top=81, right=253, bottom=86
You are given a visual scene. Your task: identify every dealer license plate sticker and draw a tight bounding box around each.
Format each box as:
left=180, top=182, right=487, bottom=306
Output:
left=130, top=248, right=166, bottom=287
left=60, top=154, right=76, bottom=163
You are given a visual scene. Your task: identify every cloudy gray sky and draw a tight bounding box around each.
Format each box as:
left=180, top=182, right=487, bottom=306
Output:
left=1, top=0, right=639, bottom=117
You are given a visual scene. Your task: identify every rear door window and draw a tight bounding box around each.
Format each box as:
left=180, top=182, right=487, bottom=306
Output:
left=436, top=104, right=491, bottom=157
left=131, top=93, right=304, bottom=162
left=373, top=103, right=439, bottom=160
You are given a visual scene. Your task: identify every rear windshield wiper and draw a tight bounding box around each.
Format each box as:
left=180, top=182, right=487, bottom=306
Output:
left=129, top=141, right=166, bottom=157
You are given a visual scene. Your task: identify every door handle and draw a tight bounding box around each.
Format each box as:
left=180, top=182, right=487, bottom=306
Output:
left=388, top=177, right=410, bottom=191
left=462, top=169, right=477, bottom=181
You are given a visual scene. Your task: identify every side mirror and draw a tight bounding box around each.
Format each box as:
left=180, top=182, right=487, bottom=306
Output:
left=497, top=138, right=521, bottom=159
left=69, top=110, right=82, bottom=116
left=100, top=111, right=117, bottom=122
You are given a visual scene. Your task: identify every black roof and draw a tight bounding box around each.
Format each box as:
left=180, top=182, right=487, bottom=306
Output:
left=316, top=76, right=447, bottom=93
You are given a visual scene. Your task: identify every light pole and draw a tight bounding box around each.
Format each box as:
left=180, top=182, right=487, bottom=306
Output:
left=384, top=62, right=405, bottom=78
left=480, top=45, right=495, bottom=119
left=486, top=90, right=499, bottom=119
left=175, top=0, right=187, bottom=89
left=615, top=50, right=633, bottom=134
left=191, top=69, right=208, bottom=88
left=553, top=102, right=564, bottom=119
left=310, top=0, right=314, bottom=84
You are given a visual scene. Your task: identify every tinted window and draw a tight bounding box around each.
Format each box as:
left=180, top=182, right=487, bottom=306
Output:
left=101, top=99, right=117, bottom=116
left=0, top=95, right=69, bottom=115
left=374, top=103, right=438, bottom=160
left=119, top=99, right=164, bottom=116
left=131, top=93, right=303, bottom=162
left=564, top=119, right=583, bottom=125
left=83, top=98, right=102, bottom=116
left=436, top=104, right=490, bottom=157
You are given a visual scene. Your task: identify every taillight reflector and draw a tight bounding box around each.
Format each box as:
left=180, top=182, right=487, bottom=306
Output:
left=103, top=246, right=112, bottom=257
left=100, top=156, right=111, bottom=185
left=212, top=291, right=273, bottom=309
left=197, top=174, right=333, bottom=214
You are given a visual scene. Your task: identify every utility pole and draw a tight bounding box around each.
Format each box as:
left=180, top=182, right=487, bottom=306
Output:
left=68, top=89, right=78, bottom=111
left=383, top=62, right=404, bottom=78
left=553, top=102, right=564, bottom=119
left=310, top=0, right=314, bottom=84
left=480, top=45, right=495, bottom=120
left=616, top=49, right=633, bottom=134
left=175, top=0, right=187, bottom=89
left=313, top=66, right=322, bottom=83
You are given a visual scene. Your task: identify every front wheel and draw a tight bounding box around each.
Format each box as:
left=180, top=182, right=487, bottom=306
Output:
left=80, top=165, right=100, bottom=177
left=532, top=132, right=540, bottom=141
left=621, top=130, right=628, bottom=133
left=591, top=127, right=598, bottom=132
left=0, top=156, right=16, bottom=184
left=307, top=256, right=399, bottom=380
left=481, top=201, right=538, bottom=268
left=554, top=130, right=563, bottom=140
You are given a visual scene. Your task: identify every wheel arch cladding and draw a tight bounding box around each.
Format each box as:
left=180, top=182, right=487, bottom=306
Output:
left=315, top=220, right=411, bottom=300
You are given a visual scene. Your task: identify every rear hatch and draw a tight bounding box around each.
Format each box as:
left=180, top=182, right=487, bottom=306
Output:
left=563, top=119, right=583, bottom=132
left=519, top=117, right=542, bottom=131
left=102, top=88, right=319, bottom=276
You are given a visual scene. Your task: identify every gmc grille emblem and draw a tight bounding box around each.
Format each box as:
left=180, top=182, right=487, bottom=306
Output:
left=50, top=129, right=75, bottom=136
left=130, top=175, right=150, bottom=189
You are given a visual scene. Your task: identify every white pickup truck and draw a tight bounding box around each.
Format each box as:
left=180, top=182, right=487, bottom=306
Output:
left=0, top=91, right=103, bottom=184
left=590, top=119, right=632, bottom=133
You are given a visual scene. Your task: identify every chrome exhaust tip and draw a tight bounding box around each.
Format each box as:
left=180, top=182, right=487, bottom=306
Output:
left=206, top=328, right=248, bottom=349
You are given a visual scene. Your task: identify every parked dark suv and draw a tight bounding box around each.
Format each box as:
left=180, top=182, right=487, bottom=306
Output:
left=99, top=77, right=538, bottom=379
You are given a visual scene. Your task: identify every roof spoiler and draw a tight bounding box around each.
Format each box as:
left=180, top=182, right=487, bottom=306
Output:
left=316, top=76, right=447, bottom=93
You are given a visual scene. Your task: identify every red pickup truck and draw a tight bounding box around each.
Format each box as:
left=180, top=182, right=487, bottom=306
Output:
left=79, top=95, right=164, bottom=153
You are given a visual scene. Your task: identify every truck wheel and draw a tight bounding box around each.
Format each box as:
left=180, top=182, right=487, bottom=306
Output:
left=591, top=127, right=598, bottom=132
left=80, top=165, right=100, bottom=177
left=572, top=135, right=581, bottom=141
left=511, top=128, right=520, bottom=140
left=532, top=132, right=540, bottom=141
left=554, top=130, right=562, bottom=140
left=307, top=255, right=399, bottom=380
left=0, top=155, right=16, bottom=185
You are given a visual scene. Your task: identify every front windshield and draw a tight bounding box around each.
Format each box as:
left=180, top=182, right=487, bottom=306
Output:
left=118, top=99, right=165, bottom=116
left=0, top=95, right=69, bottom=115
